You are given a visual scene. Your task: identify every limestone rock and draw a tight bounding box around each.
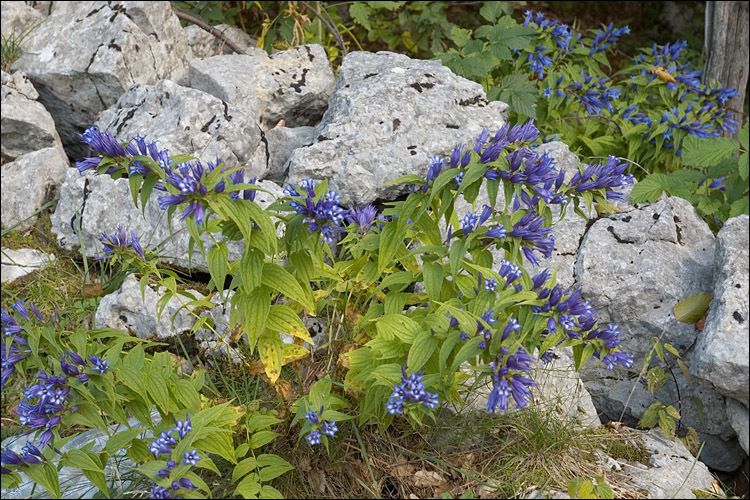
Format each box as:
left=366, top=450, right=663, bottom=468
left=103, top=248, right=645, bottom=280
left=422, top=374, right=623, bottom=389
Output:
left=2, top=70, right=63, bottom=161
left=188, top=44, right=335, bottom=131
left=1, top=248, right=56, bottom=284
left=726, top=398, right=749, bottom=455
left=264, top=125, right=316, bottom=181
left=689, top=214, right=749, bottom=405
left=96, top=79, right=264, bottom=175
left=94, top=274, right=203, bottom=341
left=575, top=196, right=715, bottom=363
left=12, top=1, right=192, bottom=158
left=0, top=1, right=45, bottom=38
left=286, top=50, right=509, bottom=205
left=626, top=428, right=716, bottom=499
left=1, top=147, right=68, bottom=231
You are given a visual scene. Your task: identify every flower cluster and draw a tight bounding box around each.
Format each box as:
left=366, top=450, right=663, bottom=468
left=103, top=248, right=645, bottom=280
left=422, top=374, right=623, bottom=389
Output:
left=303, top=406, right=338, bottom=446
left=97, top=225, right=144, bottom=259
left=156, top=157, right=227, bottom=227
left=523, top=10, right=576, bottom=53
left=546, top=72, right=621, bottom=116
left=486, top=346, right=536, bottom=413
left=15, top=370, right=72, bottom=448
left=588, top=22, right=630, bottom=56
left=531, top=280, right=634, bottom=370
left=285, top=178, right=348, bottom=245
left=386, top=366, right=439, bottom=415
left=148, top=413, right=200, bottom=499
left=1, top=302, right=34, bottom=390
left=507, top=211, right=555, bottom=267
left=568, top=155, right=634, bottom=200
left=76, top=126, right=169, bottom=176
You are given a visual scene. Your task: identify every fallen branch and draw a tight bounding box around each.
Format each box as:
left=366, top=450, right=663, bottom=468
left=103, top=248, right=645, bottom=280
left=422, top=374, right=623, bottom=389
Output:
left=172, top=6, right=247, bottom=56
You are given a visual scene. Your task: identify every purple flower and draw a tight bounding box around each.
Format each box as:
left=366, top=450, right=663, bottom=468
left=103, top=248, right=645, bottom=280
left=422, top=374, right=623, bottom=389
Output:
left=347, top=204, right=378, bottom=233
left=97, top=226, right=145, bottom=259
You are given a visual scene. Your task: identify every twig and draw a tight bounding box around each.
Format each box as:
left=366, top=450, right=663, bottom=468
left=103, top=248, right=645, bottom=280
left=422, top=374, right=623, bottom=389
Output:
left=172, top=7, right=247, bottom=55
left=298, top=1, right=348, bottom=55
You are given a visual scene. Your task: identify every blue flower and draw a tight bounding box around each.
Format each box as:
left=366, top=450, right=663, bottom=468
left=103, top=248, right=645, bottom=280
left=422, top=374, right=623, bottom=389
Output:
left=528, top=46, right=553, bottom=79
left=87, top=356, right=111, bottom=376
left=286, top=178, right=347, bottom=246
left=97, top=226, right=145, bottom=259
left=306, top=430, right=321, bottom=445
left=347, top=204, right=378, bottom=233
left=386, top=366, right=439, bottom=415
left=486, top=347, right=536, bottom=413
left=321, top=421, right=338, bottom=437
left=174, top=413, right=192, bottom=439
left=485, top=278, right=498, bottom=292
left=589, top=22, right=629, bottom=56
left=183, top=449, right=201, bottom=466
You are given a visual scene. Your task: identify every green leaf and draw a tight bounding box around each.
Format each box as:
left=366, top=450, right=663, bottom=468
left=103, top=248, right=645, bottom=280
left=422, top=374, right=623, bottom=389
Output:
left=144, top=370, right=169, bottom=413
left=682, top=135, right=739, bottom=167
left=739, top=152, right=749, bottom=182
left=449, top=26, right=473, bottom=48
left=175, top=378, right=201, bottom=409
left=730, top=196, right=749, bottom=218
left=265, top=304, right=312, bottom=343
left=260, top=485, right=284, bottom=499
left=249, top=430, right=280, bottom=449
left=376, top=314, right=422, bottom=343
left=261, top=263, right=314, bottom=314
left=449, top=335, right=483, bottom=373
left=62, top=449, right=103, bottom=472
left=378, top=221, right=404, bottom=273
left=479, top=2, right=505, bottom=22
left=349, top=2, right=371, bottom=30
left=422, top=260, right=443, bottom=301
left=257, top=454, right=294, bottom=481
left=629, top=175, right=667, bottom=203
left=235, top=472, right=261, bottom=499
left=674, top=292, right=712, bottom=323
left=232, top=457, right=259, bottom=482
left=208, top=243, right=229, bottom=294
left=240, top=249, right=264, bottom=291
left=243, top=290, right=270, bottom=348
left=407, top=329, right=438, bottom=372
left=104, top=428, right=147, bottom=454
left=24, top=463, right=60, bottom=498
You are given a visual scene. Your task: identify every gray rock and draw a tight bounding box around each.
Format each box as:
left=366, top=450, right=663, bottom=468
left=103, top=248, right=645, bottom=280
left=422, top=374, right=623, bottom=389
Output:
left=95, top=274, right=203, bottom=341
left=575, top=196, right=715, bottom=364
left=1, top=248, right=56, bottom=284
left=51, top=168, right=284, bottom=271
left=1, top=147, right=68, bottom=231
left=286, top=50, right=509, bottom=205
left=195, top=291, right=247, bottom=365
left=96, top=79, right=265, bottom=176
left=264, top=125, right=316, bottom=181
left=0, top=1, right=44, bottom=38
left=727, top=398, right=749, bottom=455
left=188, top=44, right=335, bottom=131
left=2, top=70, right=63, bottom=161
left=12, top=1, right=192, bottom=158
left=689, top=214, right=749, bottom=405
left=183, top=23, right=261, bottom=59
left=583, top=367, right=746, bottom=471
left=626, top=428, right=716, bottom=499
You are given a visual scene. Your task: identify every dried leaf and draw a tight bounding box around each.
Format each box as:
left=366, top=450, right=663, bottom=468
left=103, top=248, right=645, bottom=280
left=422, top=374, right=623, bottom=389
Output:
left=695, top=316, right=706, bottom=332
left=413, top=470, right=447, bottom=488
left=274, top=379, right=295, bottom=401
